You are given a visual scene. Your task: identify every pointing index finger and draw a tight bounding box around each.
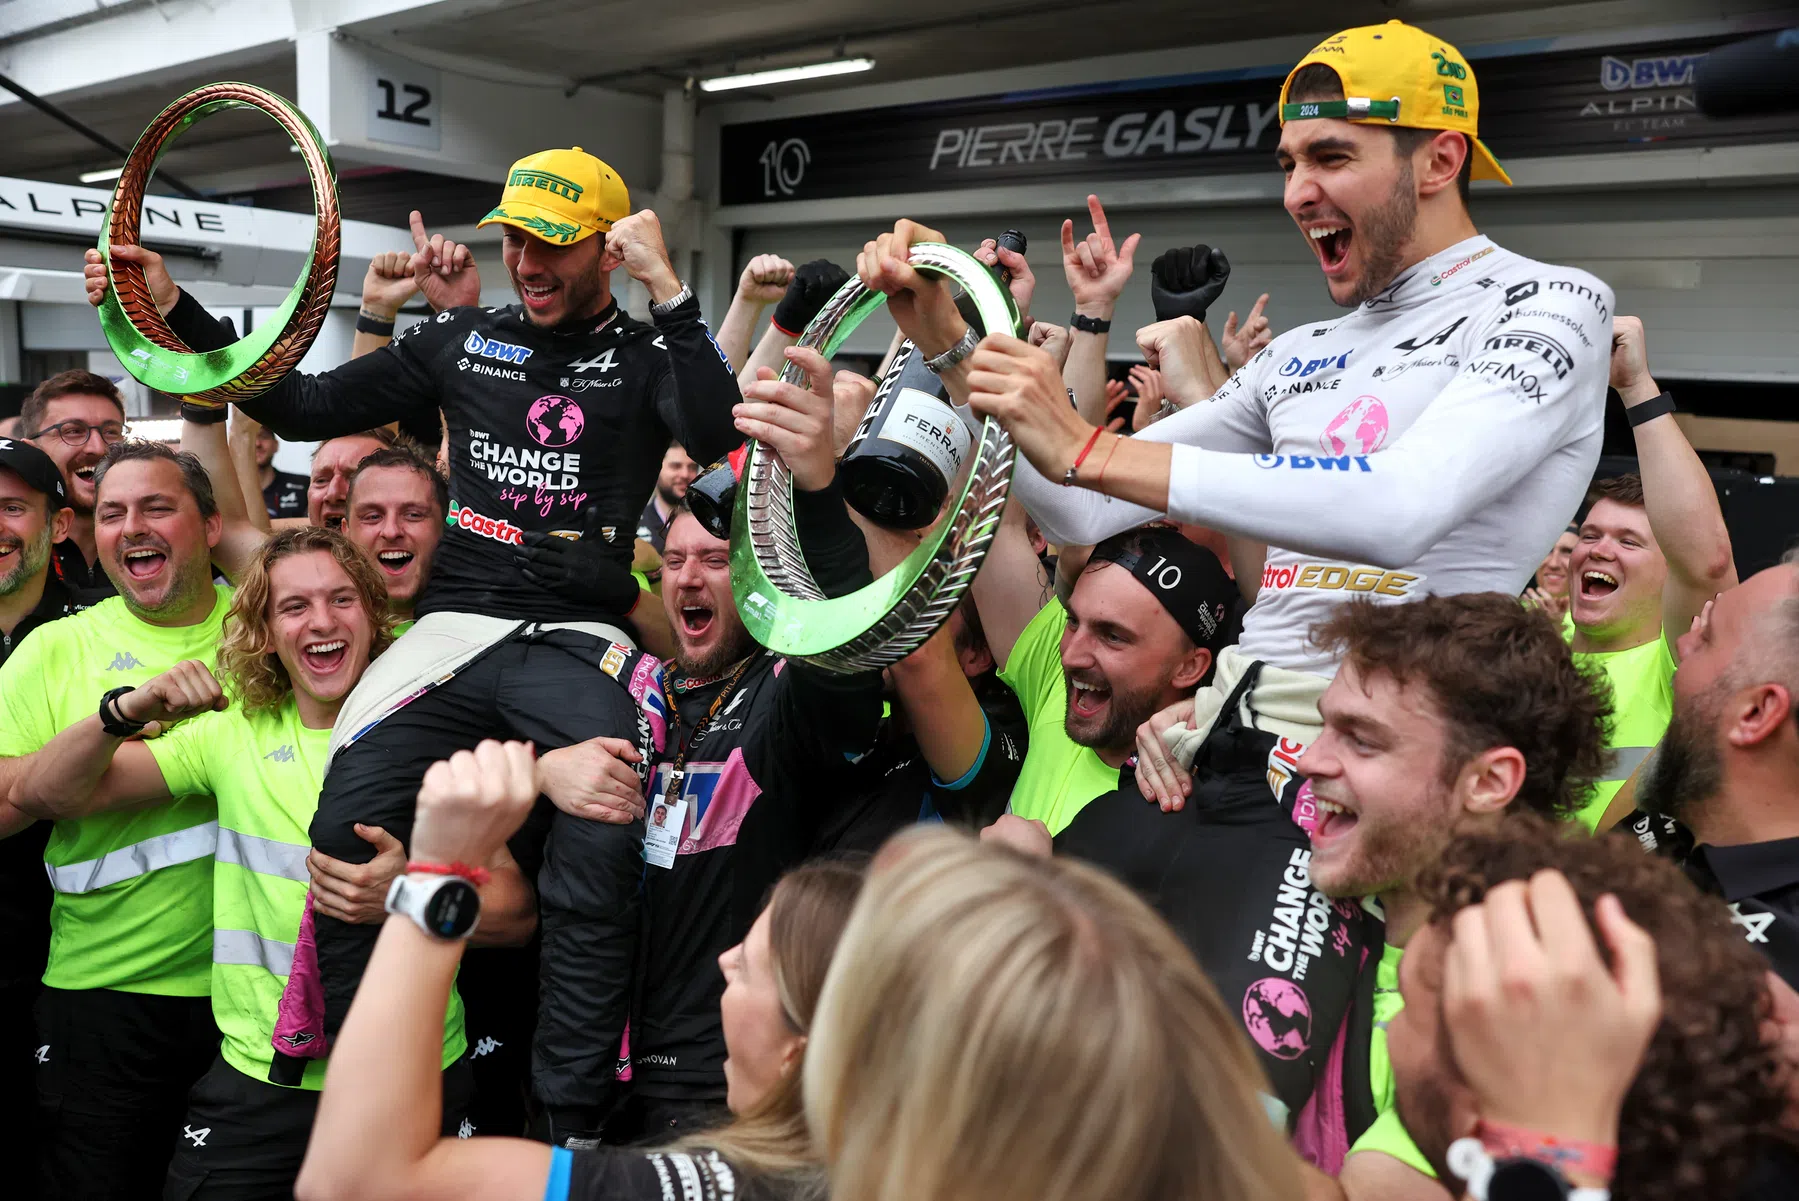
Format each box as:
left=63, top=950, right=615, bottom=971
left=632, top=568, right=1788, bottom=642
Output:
left=409, top=210, right=429, bottom=252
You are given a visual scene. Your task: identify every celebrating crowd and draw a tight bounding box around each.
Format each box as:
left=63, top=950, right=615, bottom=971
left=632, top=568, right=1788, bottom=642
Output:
left=2, top=17, right=1797, bottom=1201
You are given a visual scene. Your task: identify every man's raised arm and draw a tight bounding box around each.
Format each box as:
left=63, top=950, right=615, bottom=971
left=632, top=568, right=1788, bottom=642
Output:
left=83, top=244, right=443, bottom=441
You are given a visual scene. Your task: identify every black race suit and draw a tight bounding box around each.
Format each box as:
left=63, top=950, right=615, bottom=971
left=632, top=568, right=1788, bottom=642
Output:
left=811, top=670, right=1027, bottom=855
left=631, top=484, right=883, bottom=1111
left=161, top=289, right=743, bottom=1119
left=1054, top=667, right=1379, bottom=1125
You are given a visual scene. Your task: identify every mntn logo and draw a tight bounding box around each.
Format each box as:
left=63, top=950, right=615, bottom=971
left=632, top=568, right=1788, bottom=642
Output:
left=464, top=330, right=533, bottom=365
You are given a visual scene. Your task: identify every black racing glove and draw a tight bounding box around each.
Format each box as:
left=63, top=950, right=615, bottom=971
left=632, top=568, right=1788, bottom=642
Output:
left=770, top=259, right=851, bottom=336
left=1150, top=244, right=1231, bottom=325
left=514, top=506, right=642, bottom=615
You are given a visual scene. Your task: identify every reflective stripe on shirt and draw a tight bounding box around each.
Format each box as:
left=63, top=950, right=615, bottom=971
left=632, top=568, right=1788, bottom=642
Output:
left=1600, top=744, right=1655, bottom=783
left=213, top=927, right=296, bottom=977
left=217, top=826, right=309, bottom=883
left=45, top=820, right=219, bottom=894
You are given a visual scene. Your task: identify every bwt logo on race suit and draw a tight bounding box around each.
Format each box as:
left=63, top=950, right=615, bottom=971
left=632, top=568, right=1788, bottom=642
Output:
left=1279, top=351, right=1351, bottom=378
left=463, top=331, right=533, bottom=365
left=1260, top=562, right=1421, bottom=597
left=1252, top=454, right=1372, bottom=472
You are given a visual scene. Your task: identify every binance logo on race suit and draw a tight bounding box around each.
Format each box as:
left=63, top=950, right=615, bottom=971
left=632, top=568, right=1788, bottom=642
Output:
left=1261, top=562, right=1420, bottom=597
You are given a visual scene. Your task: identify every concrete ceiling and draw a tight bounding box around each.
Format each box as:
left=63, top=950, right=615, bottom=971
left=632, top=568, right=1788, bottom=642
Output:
left=0, top=0, right=1568, bottom=193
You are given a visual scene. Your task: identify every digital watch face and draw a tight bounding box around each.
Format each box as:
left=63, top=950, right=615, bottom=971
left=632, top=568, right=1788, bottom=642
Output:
left=423, top=880, right=481, bottom=939
left=1489, top=1159, right=1570, bottom=1201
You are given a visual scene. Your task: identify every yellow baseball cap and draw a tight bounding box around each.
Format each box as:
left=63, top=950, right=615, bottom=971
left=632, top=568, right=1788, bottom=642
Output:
left=1279, top=20, right=1511, bottom=186
left=477, top=148, right=631, bottom=245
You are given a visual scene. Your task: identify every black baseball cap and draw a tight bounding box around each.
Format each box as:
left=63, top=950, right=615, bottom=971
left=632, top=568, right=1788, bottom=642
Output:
left=1090, top=524, right=1237, bottom=651
left=0, top=437, right=69, bottom=506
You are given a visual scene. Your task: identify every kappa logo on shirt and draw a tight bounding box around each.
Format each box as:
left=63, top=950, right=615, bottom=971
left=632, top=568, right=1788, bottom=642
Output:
left=264, top=745, right=295, bottom=763
left=106, top=652, right=143, bottom=671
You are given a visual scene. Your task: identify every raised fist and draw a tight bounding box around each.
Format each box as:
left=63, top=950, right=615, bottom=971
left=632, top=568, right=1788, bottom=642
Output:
left=1150, top=245, right=1230, bottom=325
left=115, top=659, right=226, bottom=728
left=771, top=259, right=851, bottom=336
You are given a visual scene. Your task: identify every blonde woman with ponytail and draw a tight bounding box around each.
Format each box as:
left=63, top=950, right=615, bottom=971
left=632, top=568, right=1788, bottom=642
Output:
left=806, top=825, right=1302, bottom=1201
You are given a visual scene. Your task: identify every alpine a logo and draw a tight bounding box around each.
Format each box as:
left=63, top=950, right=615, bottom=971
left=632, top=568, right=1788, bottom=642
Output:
left=463, top=330, right=533, bottom=364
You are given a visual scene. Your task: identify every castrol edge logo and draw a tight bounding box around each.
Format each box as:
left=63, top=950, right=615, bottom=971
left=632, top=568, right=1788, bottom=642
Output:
left=1259, top=561, right=1420, bottom=597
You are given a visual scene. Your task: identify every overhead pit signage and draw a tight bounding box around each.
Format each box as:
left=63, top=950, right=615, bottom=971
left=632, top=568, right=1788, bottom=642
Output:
left=719, top=31, right=1799, bottom=205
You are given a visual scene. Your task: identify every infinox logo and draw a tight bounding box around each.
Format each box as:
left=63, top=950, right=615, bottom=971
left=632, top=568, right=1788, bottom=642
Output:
left=447, top=500, right=523, bottom=546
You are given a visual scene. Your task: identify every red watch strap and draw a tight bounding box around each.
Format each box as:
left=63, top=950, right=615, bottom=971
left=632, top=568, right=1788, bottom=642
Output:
left=1477, top=1120, right=1617, bottom=1182
left=406, top=860, right=492, bottom=886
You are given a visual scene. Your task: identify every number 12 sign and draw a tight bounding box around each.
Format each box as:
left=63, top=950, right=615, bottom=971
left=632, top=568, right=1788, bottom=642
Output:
left=367, top=56, right=441, bottom=151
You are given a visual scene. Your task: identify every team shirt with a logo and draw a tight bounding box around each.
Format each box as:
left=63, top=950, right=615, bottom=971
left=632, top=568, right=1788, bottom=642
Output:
left=1011, top=235, right=1614, bottom=676
left=0, top=586, right=232, bottom=995
left=162, top=290, right=742, bottom=622
left=146, top=696, right=466, bottom=1088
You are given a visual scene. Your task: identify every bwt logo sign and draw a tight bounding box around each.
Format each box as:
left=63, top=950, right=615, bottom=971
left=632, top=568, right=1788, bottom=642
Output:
left=1279, top=351, right=1350, bottom=378
left=463, top=331, right=533, bottom=365
left=1600, top=52, right=1705, bottom=91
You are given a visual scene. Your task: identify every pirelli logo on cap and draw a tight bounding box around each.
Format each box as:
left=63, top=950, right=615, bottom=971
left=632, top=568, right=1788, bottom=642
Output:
left=506, top=168, right=584, bottom=201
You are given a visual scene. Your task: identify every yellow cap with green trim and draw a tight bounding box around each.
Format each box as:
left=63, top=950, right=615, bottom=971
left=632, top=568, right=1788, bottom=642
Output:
left=1279, top=20, right=1511, bottom=185
left=477, top=147, right=631, bottom=245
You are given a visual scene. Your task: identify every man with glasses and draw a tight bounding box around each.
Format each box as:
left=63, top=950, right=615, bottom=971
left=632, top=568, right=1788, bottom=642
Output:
left=21, top=370, right=131, bottom=609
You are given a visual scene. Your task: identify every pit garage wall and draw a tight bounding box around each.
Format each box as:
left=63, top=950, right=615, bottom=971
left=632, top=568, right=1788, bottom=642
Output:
left=698, top=3, right=1799, bottom=382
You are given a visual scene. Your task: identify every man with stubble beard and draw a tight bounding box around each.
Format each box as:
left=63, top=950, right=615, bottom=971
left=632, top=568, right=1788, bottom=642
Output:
left=21, top=369, right=131, bottom=608
left=543, top=357, right=883, bottom=1140
left=1289, top=594, right=1608, bottom=1198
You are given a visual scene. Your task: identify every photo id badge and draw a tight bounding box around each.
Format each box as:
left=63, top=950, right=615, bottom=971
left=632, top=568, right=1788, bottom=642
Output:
left=643, top=798, right=687, bottom=869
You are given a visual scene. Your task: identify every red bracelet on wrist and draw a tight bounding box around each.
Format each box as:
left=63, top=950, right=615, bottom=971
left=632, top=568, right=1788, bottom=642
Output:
left=1477, top=1120, right=1617, bottom=1182
left=1064, top=426, right=1106, bottom=486
left=406, top=860, right=492, bottom=887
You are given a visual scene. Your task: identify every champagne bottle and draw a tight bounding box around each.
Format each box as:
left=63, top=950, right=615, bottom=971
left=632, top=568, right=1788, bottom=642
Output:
left=839, top=229, right=1025, bottom=529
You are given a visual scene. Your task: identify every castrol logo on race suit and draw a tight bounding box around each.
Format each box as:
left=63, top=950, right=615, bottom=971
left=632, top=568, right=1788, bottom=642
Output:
left=1260, top=562, right=1421, bottom=597
left=446, top=500, right=523, bottom=546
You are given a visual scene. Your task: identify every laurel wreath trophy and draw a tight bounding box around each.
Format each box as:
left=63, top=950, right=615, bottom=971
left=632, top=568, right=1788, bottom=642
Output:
left=730, top=244, right=1019, bottom=673
left=95, top=83, right=340, bottom=405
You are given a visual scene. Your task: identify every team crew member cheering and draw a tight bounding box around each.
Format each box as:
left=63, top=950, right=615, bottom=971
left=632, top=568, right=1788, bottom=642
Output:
left=4, top=528, right=531, bottom=1199
left=861, top=22, right=1612, bottom=802
left=546, top=355, right=883, bottom=1140
left=0, top=440, right=232, bottom=1199
left=20, top=369, right=131, bottom=608
left=85, top=149, right=744, bottom=1094
left=1569, top=319, right=1735, bottom=830
left=0, top=438, right=72, bottom=1179
left=343, top=445, right=447, bottom=631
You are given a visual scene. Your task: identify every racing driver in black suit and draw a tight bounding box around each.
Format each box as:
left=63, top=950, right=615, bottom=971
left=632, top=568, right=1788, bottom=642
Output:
left=84, top=147, right=744, bottom=1134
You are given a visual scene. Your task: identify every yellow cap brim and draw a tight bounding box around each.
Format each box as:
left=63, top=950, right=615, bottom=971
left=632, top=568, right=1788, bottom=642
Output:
left=477, top=203, right=604, bottom=245
left=1469, top=137, right=1511, bottom=186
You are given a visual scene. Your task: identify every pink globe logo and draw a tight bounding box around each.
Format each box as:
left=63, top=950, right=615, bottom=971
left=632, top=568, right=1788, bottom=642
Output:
left=526, top=395, right=586, bottom=448
left=1242, top=977, right=1312, bottom=1060
left=1320, top=395, right=1390, bottom=456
